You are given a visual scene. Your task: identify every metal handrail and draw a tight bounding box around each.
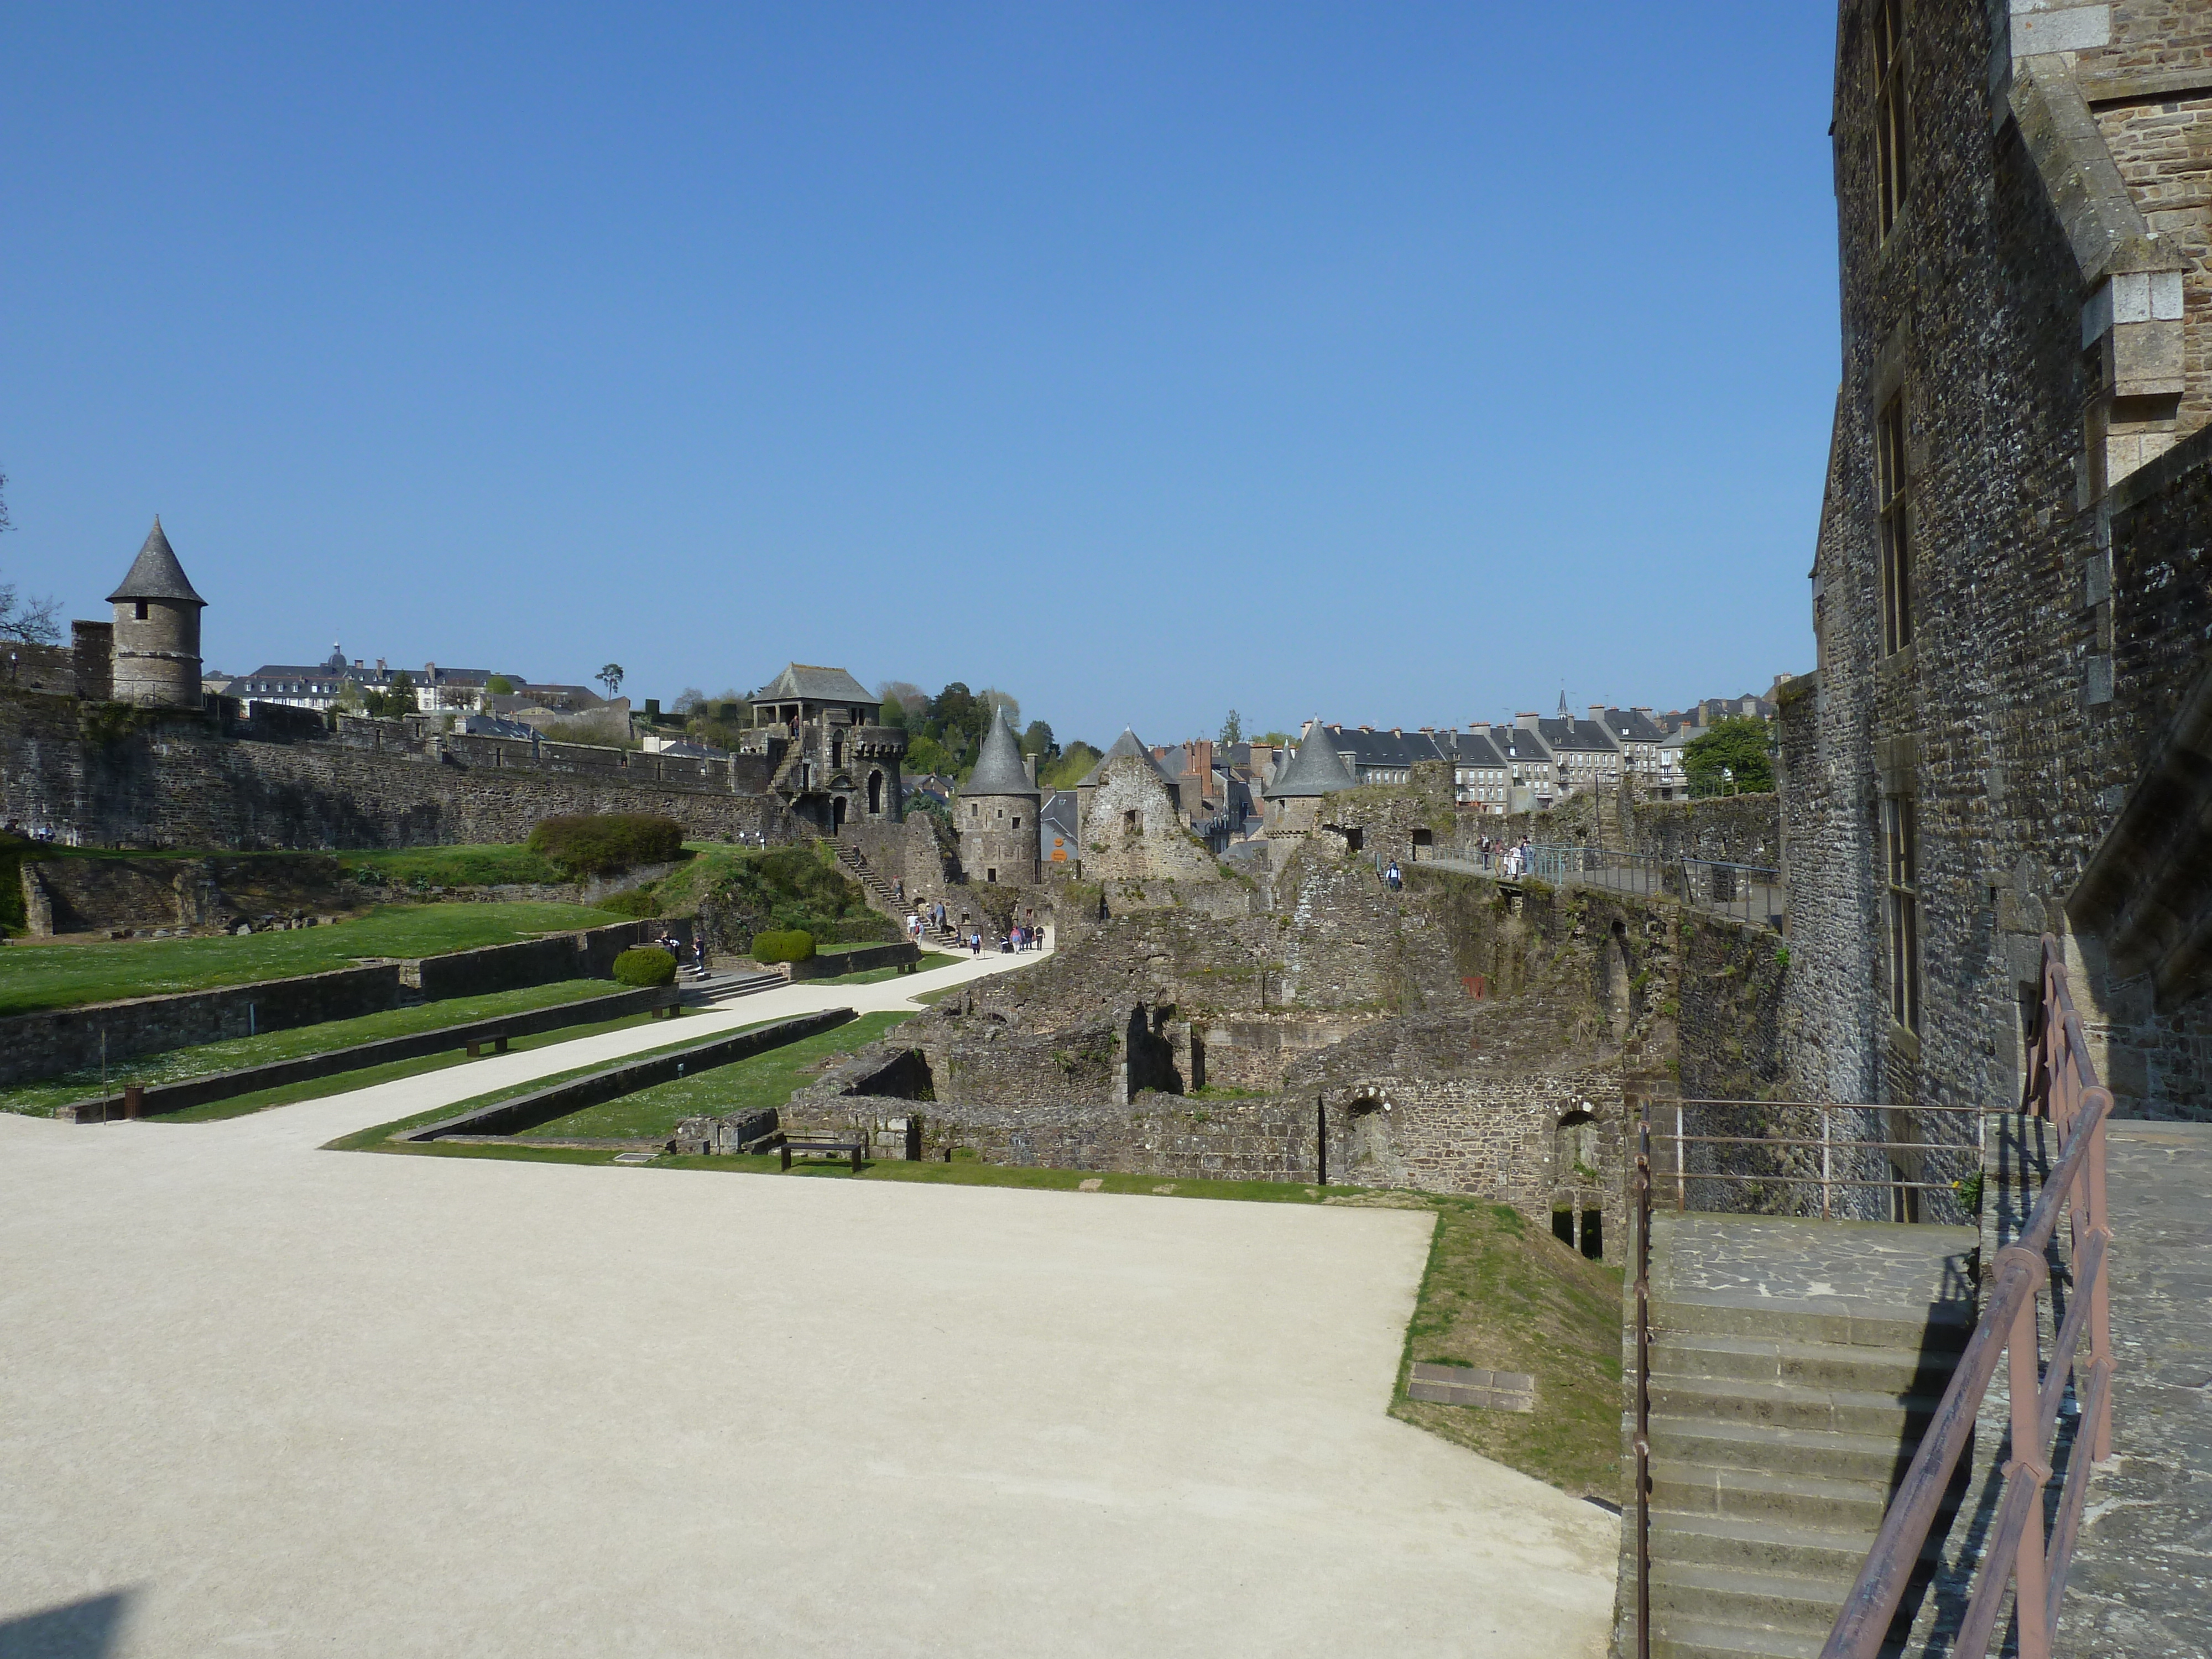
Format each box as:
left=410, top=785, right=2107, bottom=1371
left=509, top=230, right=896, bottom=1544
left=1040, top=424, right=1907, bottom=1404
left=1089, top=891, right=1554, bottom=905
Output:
left=1631, top=1107, right=1653, bottom=1659
left=1820, top=934, right=2115, bottom=1659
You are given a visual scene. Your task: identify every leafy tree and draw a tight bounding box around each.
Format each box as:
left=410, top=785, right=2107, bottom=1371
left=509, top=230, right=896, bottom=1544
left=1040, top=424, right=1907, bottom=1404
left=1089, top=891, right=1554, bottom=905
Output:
left=366, top=669, right=418, bottom=719
left=1255, top=731, right=1293, bottom=747
left=979, top=687, right=1020, bottom=729
left=906, top=732, right=957, bottom=777
left=1218, top=709, right=1243, bottom=748
left=874, top=680, right=927, bottom=717
left=0, top=468, right=60, bottom=645
left=597, top=662, right=625, bottom=699
left=1684, top=717, right=1774, bottom=797
left=486, top=674, right=515, bottom=697
left=1021, top=719, right=1056, bottom=759
left=1039, top=741, right=1102, bottom=790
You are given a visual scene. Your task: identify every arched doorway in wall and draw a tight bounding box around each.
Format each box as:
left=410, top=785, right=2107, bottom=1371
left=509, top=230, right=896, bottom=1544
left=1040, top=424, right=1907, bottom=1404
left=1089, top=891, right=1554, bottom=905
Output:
left=868, top=771, right=883, bottom=815
left=1345, top=1095, right=1391, bottom=1176
left=1552, top=1108, right=1604, bottom=1259
left=832, top=795, right=847, bottom=832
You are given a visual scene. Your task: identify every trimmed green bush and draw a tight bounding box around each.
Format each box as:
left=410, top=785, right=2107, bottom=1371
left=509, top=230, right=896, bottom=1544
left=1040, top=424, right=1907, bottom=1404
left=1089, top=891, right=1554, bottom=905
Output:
left=526, top=813, right=686, bottom=878
left=611, top=945, right=679, bottom=987
left=749, top=928, right=816, bottom=965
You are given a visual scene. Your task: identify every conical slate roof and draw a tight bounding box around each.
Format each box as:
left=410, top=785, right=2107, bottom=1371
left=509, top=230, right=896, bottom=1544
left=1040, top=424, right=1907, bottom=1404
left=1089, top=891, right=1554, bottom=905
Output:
left=106, top=517, right=206, bottom=606
left=1076, top=727, right=1173, bottom=789
left=964, top=708, right=1038, bottom=797
left=1266, top=722, right=1358, bottom=797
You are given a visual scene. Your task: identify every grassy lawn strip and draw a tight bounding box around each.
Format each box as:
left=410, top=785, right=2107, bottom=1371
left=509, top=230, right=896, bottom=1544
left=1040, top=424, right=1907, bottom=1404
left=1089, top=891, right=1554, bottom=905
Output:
left=321, top=1018, right=781, bottom=1150
left=0, top=901, right=625, bottom=1018
left=343, top=844, right=562, bottom=887
left=513, top=1009, right=914, bottom=1139
left=810, top=950, right=961, bottom=985
left=0, top=980, right=636, bottom=1120
left=1385, top=1195, right=1624, bottom=1500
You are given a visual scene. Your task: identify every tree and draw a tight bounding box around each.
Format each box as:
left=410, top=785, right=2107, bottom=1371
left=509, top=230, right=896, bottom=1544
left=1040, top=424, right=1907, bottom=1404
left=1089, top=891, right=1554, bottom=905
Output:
left=0, top=466, right=60, bottom=646
left=874, top=680, right=927, bottom=716
left=1021, top=719, right=1056, bottom=759
left=671, top=686, right=705, bottom=714
left=486, top=674, right=515, bottom=697
left=979, top=687, right=1020, bottom=729
left=1039, top=740, right=1102, bottom=791
left=597, top=663, right=625, bottom=699
left=366, top=670, right=418, bottom=719
left=1684, top=717, right=1774, bottom=797
left=1218, top=709, right=1243, bottom=749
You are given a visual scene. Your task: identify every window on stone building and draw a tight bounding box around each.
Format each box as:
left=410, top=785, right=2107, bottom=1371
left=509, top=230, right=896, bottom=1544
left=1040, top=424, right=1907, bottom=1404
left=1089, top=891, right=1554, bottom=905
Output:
left=1877, top=393, right=1913, bottom=654
left=1884, top=795, right=1921, bottom=1034
left=1875, top=0, right=1908, bottom=239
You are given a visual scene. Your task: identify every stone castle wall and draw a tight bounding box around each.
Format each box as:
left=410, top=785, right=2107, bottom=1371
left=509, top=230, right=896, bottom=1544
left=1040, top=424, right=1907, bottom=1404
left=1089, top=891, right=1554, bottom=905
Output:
left=1, top=691, right=793, bottom=851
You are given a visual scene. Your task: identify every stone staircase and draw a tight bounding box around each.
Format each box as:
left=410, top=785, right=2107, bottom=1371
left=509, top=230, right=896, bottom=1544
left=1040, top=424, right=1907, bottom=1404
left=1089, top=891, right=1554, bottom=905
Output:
left=680, top=967, right=787, bottom=1005
left=1624, top=1213, right=1979, bottom=1659
left=801, top=827, right=962, bottom=948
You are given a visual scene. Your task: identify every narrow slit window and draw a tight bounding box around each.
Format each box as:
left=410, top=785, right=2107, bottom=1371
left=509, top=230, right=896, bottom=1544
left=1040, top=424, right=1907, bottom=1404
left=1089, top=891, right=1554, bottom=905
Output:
left=1875, top=0, right=1909, bottom=240
left=1885, top=795, right=1921, bottom=1035
left=1877, top=394, right=1913, bottom=654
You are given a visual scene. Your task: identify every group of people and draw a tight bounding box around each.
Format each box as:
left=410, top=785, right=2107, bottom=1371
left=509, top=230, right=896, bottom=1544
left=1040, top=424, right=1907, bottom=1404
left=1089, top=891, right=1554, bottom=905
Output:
left=908, top=899, right=1047, bottom=958
left=1472, top=834, right=1536, bottom=879
left=654, top=929, right=711, bottom=979
left=3, top=820, right=58, bottom=844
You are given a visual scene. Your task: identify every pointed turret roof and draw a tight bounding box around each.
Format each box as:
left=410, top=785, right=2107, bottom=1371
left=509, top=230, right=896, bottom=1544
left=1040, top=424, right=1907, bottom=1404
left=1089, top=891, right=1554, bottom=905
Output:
left=1266, top=721, right=1359, bottom=797
left=107, top=517, right=206, bottom=606
left=1076, top=727, right=1174, bottom=789
left=964, top=707, right=1039, bottom=797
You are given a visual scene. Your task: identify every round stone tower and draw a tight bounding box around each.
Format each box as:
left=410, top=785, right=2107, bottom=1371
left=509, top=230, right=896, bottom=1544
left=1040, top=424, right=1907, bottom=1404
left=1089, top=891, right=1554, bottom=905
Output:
left=957, top=708, right=1042, bottom=885
left=107, top=517, right=207, bottom=709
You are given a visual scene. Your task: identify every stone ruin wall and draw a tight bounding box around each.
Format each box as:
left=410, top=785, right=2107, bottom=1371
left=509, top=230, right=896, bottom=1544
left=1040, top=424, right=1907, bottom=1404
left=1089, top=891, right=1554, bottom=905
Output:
left=0, top=690, right=794, bottom=851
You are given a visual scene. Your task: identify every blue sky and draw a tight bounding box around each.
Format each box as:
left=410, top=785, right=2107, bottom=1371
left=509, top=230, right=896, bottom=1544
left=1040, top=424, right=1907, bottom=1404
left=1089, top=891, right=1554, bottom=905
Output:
left=2, top=3, right=1839, bottom=747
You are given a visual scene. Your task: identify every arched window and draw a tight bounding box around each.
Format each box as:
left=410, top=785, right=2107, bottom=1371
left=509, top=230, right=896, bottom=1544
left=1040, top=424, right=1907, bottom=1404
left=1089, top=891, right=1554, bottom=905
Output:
left=868, top=771, right=883, bottom=814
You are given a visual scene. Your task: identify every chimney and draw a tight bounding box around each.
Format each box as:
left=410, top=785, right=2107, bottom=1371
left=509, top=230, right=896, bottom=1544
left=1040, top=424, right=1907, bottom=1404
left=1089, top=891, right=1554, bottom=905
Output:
left=1589, top=705, right=1607, bottom=726
left=1023, top=753, right=1038, bottom=786
left=375, top=658, right=387, bottom=673
left=1515, top=712, right=1541, bottom=731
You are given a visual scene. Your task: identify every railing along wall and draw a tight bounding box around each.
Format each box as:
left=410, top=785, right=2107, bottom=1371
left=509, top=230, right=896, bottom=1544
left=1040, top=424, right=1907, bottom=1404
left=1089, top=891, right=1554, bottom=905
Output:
left=1434, top=842, right=1784, bottom=929
left=1627, top=934, right=2114, bottom=1659
left=1819, top=934, right=2114, bottom=1659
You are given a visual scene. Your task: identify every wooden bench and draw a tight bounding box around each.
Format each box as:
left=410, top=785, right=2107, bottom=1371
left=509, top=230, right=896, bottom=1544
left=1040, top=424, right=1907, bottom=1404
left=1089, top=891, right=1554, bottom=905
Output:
left=780, top=1136, right=865, bottom=1173
left=463, top=1032, right=511, bottom=1059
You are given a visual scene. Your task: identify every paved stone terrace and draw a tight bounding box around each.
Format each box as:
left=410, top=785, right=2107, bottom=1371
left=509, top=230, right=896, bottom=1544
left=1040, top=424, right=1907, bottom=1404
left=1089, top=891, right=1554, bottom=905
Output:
left=1650, top=1212, right=1979, bottom=1338
left=2060, top=1119, right=2212, bottom=1658
left=0, top=948, right=1616, bottom=1657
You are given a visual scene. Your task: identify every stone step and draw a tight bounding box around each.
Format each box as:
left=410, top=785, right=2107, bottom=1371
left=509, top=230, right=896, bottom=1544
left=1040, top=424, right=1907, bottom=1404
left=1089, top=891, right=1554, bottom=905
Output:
left=1646, top=1413, right=1920, bottom=1484
left=1642, top=1329, right=1965, bottom=1396
left=1649, top=1613, right=1827, bottom=1659
left=1645, top=1509, right=1881, bottom=1580
left=1651, top=1296, right=1973, bottom=1353
left=1647, top=1371, right=1944, bottom=1438
left=683, top=972, right=786, bottom=1003
left=1647, top=1458, right=1895, bottom=1531
left=1651, top=1561, right=1850, bottom=1639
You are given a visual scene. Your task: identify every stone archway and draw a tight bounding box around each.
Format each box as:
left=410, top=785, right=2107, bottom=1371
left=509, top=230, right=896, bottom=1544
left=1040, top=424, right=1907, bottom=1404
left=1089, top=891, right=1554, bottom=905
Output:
left=832, top=795, right=847, bottom=832
left=868, top=770, right=883, bottom=815
left=1552, top=1109, right=1604, bottom=1259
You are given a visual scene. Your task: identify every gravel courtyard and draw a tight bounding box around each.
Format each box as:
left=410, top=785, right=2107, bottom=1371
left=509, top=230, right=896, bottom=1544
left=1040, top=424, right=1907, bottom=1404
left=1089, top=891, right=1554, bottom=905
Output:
left=1, top=961, right=1616, bottom=1658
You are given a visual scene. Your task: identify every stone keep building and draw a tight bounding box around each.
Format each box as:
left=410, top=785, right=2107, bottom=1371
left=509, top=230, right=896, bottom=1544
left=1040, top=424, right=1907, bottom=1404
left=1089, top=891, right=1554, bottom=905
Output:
left=956, top=709, right=1040, bottom=885
left=1783, top=0, right=2212, bottom=1132
left=107, top=518, right=206, bottom=710
left=744, top=664, right=906, bottom=834
left=1074, top=728, right=1223, bottom=883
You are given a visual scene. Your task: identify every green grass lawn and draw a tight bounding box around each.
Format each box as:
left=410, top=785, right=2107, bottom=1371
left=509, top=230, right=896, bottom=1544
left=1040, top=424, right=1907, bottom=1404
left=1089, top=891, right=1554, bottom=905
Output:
left=342, top=844, right=565, bottom=887
left=513, top=1008, right=914, bottom=1139
left=321, top=1018, right=781, bottom=1149
left=808, top=950, right=960, bottom=986
left=1385, top=1195, right=1624, bottom=1499
left=0, top=979, right=631, bottom=1118
left=0, top=901, right=625, bottom=1018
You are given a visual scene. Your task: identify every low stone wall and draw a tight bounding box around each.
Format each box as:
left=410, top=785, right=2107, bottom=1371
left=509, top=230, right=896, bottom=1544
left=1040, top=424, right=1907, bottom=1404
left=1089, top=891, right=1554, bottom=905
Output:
left=780, top=1091, right=1317, bottom=1182
left=404, top=1008, right=852, bottom=1140
left=0, top=964, right=406, bottom=1089
left=410, top=918, right=687, bottom=998
left=783, top=939, right=918, bottom=981
left=54, top=984, right=679, bottom=1121
left=23, top=852, right=368, bottom=936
